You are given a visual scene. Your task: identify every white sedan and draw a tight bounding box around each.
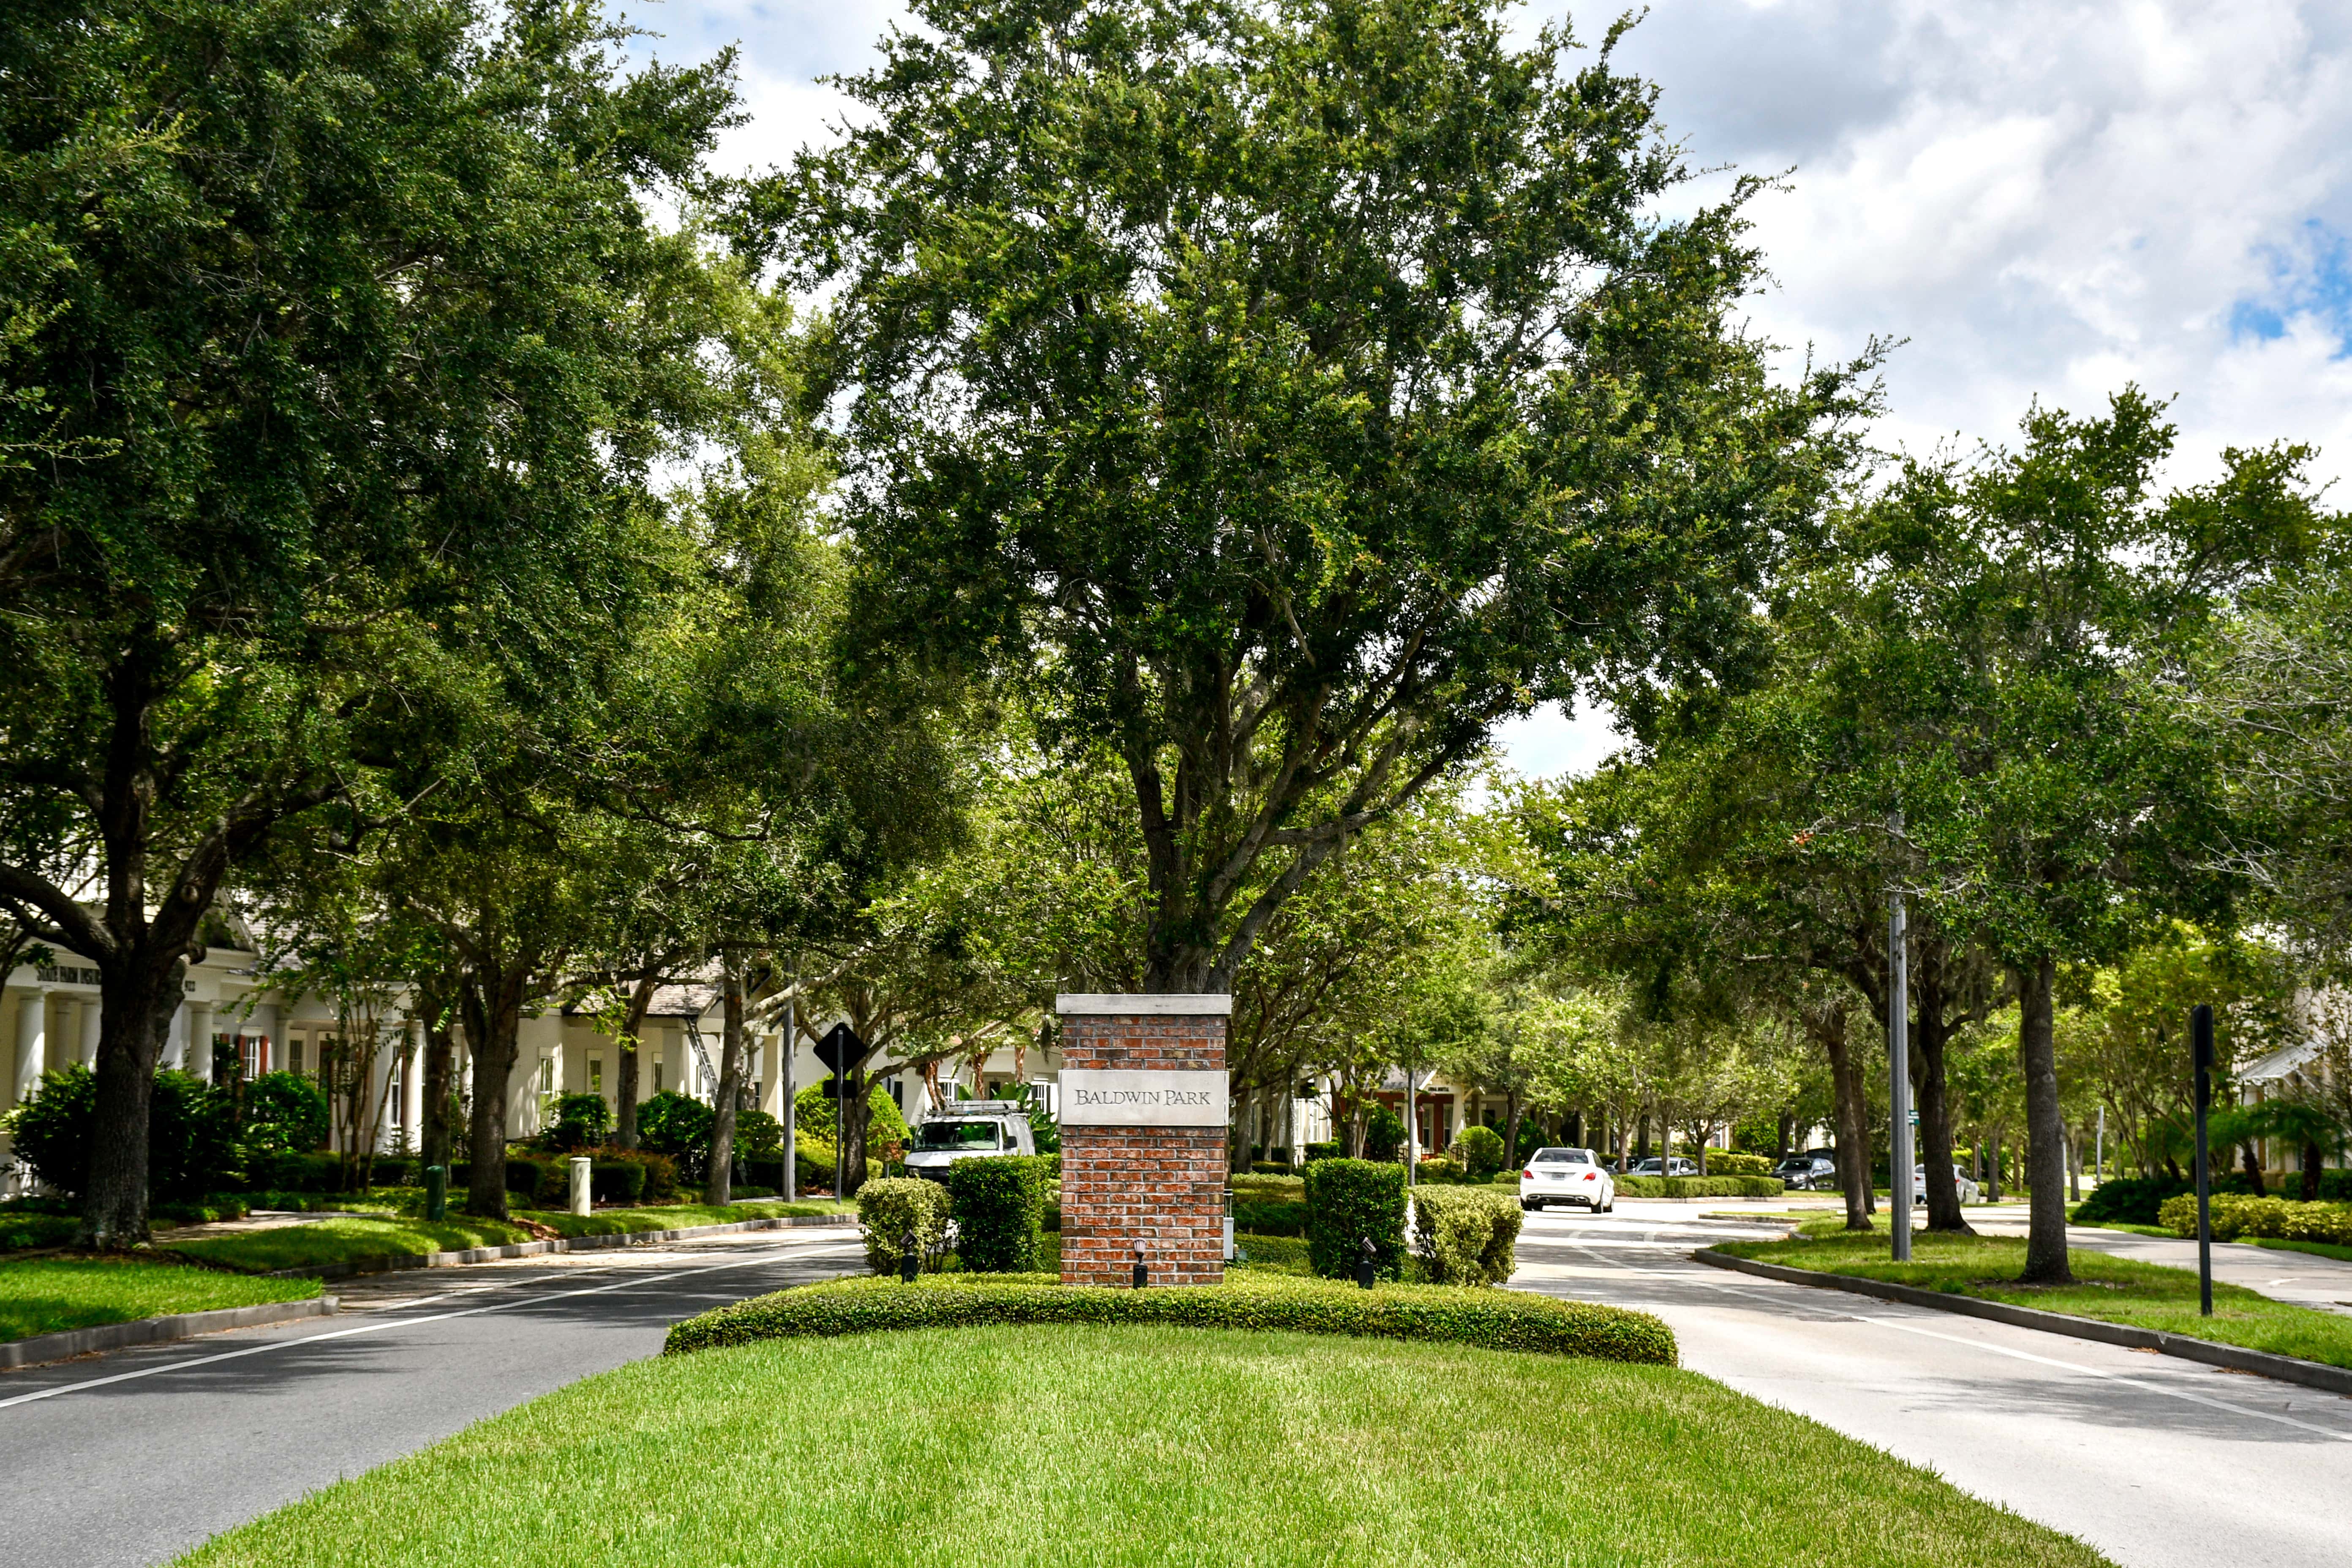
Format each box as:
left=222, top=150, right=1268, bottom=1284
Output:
left=1913, top=1165, right=1984, bottom=1204
left=1520, top=1147, right=1615, bottom=1213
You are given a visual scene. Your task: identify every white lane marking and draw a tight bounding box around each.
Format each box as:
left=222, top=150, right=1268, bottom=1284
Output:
left=0, top=1241, right=864, bottom=1411
left=1859, top=1315, right=2352, bottom=1443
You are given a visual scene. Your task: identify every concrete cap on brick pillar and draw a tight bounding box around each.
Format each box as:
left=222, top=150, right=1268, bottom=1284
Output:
left=1055, top=994, right=1233, bottom=1015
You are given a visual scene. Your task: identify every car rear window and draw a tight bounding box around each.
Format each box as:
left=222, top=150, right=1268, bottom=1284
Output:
left=1530, top=1148, right=1590, bottom=1164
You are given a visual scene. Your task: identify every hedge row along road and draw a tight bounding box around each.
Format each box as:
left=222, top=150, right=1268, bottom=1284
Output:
left=0, top=1227, right=868, bottom=1568
left=1508, top=1203, right=2352, bottom=1568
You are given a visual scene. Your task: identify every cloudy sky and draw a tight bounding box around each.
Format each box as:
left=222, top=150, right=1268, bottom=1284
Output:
left=634, top=0, right=2352, bottom=779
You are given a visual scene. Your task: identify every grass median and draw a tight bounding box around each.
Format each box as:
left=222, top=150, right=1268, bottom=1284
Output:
left=1, top=1258, right=321, bottom=1344
left=166, top=1200, right=846, bottom=1274
left=173, top=1322, right=2111, bottom=1568
left=1717, top=1220, right=2352, bottom=1371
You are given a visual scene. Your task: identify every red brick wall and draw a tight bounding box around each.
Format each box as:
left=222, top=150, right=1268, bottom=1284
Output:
left=1059, top=1012, right=1227, bottom=1287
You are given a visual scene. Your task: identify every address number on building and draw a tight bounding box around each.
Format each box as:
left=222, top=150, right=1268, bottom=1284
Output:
left=1058, top=1070, right=1229, bottom=1127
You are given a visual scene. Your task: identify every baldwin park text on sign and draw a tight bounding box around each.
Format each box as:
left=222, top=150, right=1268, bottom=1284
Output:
left=1057, top=1070, right=1230, bottom=1127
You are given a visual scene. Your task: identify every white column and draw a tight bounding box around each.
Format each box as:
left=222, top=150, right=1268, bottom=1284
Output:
left=403, top=1020, right=426, bottom=1140
left=187, top=1003, right=212, bottom=1082
left=14, top=991, right=46, bottom=1105
left=163, top=1000, right=188, bottom=1070
left=79, top=997, right=102, bottom=1068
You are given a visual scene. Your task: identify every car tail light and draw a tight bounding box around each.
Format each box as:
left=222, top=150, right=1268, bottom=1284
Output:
left=1583, top=1171, right=1596, bottom=1180
left=1521, top=1170, right=1533, bottom=1179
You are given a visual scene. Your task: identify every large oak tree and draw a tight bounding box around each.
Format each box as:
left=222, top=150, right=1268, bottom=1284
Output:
left=773, top=0, right=1871, bottom=991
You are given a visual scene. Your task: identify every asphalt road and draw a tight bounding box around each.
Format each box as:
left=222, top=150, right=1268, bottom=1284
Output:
left=1514, top=1202, right=2352, bottom=1568
left=0, top=1227, right=868, bottom=1568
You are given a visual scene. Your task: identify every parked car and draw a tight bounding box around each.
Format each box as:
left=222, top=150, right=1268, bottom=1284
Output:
left=1520, top=1147, right=1615, bottom=1213
left=1913, top=1164, right=1983, bottom=1204
left=1631, top=1157, right=1699, bottom=1178
left=902, top=1102, right=1037, bottom=1181
left=1777, top=1154, right=1837, bottom=1191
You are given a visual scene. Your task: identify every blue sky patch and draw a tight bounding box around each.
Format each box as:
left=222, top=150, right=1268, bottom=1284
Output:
left=2230, top=220, right=2352, bottom=356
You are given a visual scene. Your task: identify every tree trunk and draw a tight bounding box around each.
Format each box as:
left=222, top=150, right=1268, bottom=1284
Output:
left=1775, top=1111, right=1794, bottom=1163
left=1503, top=1091, right=1522, bottom=1174
left=2017, top=956, right=2073, bottom=1284
left=1815, top=1003, right=1873, bottom=1232
left=614, top=973, right=658, bottom=1151
left=461, top=962, right=531, bottom=1220
left=78, top=955, right=188, bottom=1247
left=2238, top=1141, right=2265, bottom=1194
left=1911, top=953, right=1974, bottom=1234
left=2302, top=1141, right=2323, bottom=1203
left=1984, top=1119, right=2006, bottom=1201
left=2066, top=1122, right=2080, bottom=1202
left=707, top=963, right=745, bottom=1206
left=841, top=1060, right=874, bottom=1195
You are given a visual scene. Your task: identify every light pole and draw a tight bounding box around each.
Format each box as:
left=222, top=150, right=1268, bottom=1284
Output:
left=2192, top=1003, right=2215, bottom=1317
left=1888, top=821, right=1913, bottom=1264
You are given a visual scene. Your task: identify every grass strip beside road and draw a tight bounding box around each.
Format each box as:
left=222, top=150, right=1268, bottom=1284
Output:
left=1717, top=1224, right=2352, bottom=1372
left=174, top=1323, right=2112, bottom=1568
left=166, top=1201, right=844, bottom=1274
left=0, top=1258, right=321, bottom=1344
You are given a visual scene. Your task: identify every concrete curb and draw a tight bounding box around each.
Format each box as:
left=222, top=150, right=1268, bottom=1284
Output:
left=251, top=1211, right=859, bottom=1281
left=0, top=1295, right=339, bottom=1369
left=1696, top=1247, right=2352, bottom=1400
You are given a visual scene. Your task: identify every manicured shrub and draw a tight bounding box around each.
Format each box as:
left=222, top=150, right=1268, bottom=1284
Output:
left=1304, top=1158, right=1406, bottom=1281
left=1704, top=1151, right=1774, bottom=1176
left=637, top=1091, right=716, bottom=1183
left=664, top=1271, right=1677, bottom=1365
left=1450, top=1125, right=1506, bottom=1179
left=540, top=1093, right=611, bottom=1152
left=2076, top=1173, right=2256, bottom=1227
left=1360, top=1104, right=1405, bottom=1162
left=791, top=1135, right=838, bottom=1193
left=1231, top=1233, right=1312, bottom=1274
left=1613, top=1175, right=1781, bottom=1199
left=248, top=1150, right=346, bottom=1192
left=944, top=1154, right=1052, bottom=1272
left=1416, top=1156, right=1465, bottom=1183
left=857, top=1177, right=952, bottom=1275
left=1409, top=1186, right=1521, bottom=1286
left=733, top=1109, right=784, bottom=1160
left=8, top=1065, right=240, bottom=1198
left=793, top=1080, right=913, bottom=1149
left=242, top=1071, right=330, bottom=1156
left=1233, top=1200, right=1307, bottom=1236
left=591, top=1160, right=648, bottom=1204
left=593, top=1147, right=679, bottom=1202
left=2161, top=1192, right=2352, bottom=1244
left=1304, top=1140, right=1342, bottom=1162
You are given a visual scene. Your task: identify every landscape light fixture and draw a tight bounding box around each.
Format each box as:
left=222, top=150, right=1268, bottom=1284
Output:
left=1133, top=1241, right=1148, bottom=1290
left=1357, top=1236, right=1377, bottom=1290
left=901, top=1231, right=920, bottom=1284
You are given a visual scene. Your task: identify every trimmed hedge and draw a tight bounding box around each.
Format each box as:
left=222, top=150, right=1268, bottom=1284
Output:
left=944, top=1155, right=1052, bottom=1272
left=1409, top=1186, right=1521, bottom=1286
left=663, top=1271, right=1676, bottom=1364
left=856, top=1178, right=951, bottom=1274
left=1304, top=1158, right=1406, bottom=1281
left=1233, top=1200, right=1307, bottom=1236
left=1614, top=1175, right=1781, bottom=1199
left=2161, top=1192, right=2352, bottom=1244
left=2076, top=1173, right=2259, bottom=1226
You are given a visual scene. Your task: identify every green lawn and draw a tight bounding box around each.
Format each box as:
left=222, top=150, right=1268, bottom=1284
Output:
left=1718, top=1225, right=2352, bottom=1371
left=166, top=1201, right=841, bottom=1274
left=173, top=1323, right=2110, bottom=1568
left=1, top=1258, right=321, bottom=1344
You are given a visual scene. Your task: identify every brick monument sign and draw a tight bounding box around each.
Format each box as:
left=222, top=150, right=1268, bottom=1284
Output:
left=1055, top=993, right=1229, bottom=1287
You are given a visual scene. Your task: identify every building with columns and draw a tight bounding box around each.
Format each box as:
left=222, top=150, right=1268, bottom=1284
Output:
left=2, top=945, right=1074, bottom=1197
